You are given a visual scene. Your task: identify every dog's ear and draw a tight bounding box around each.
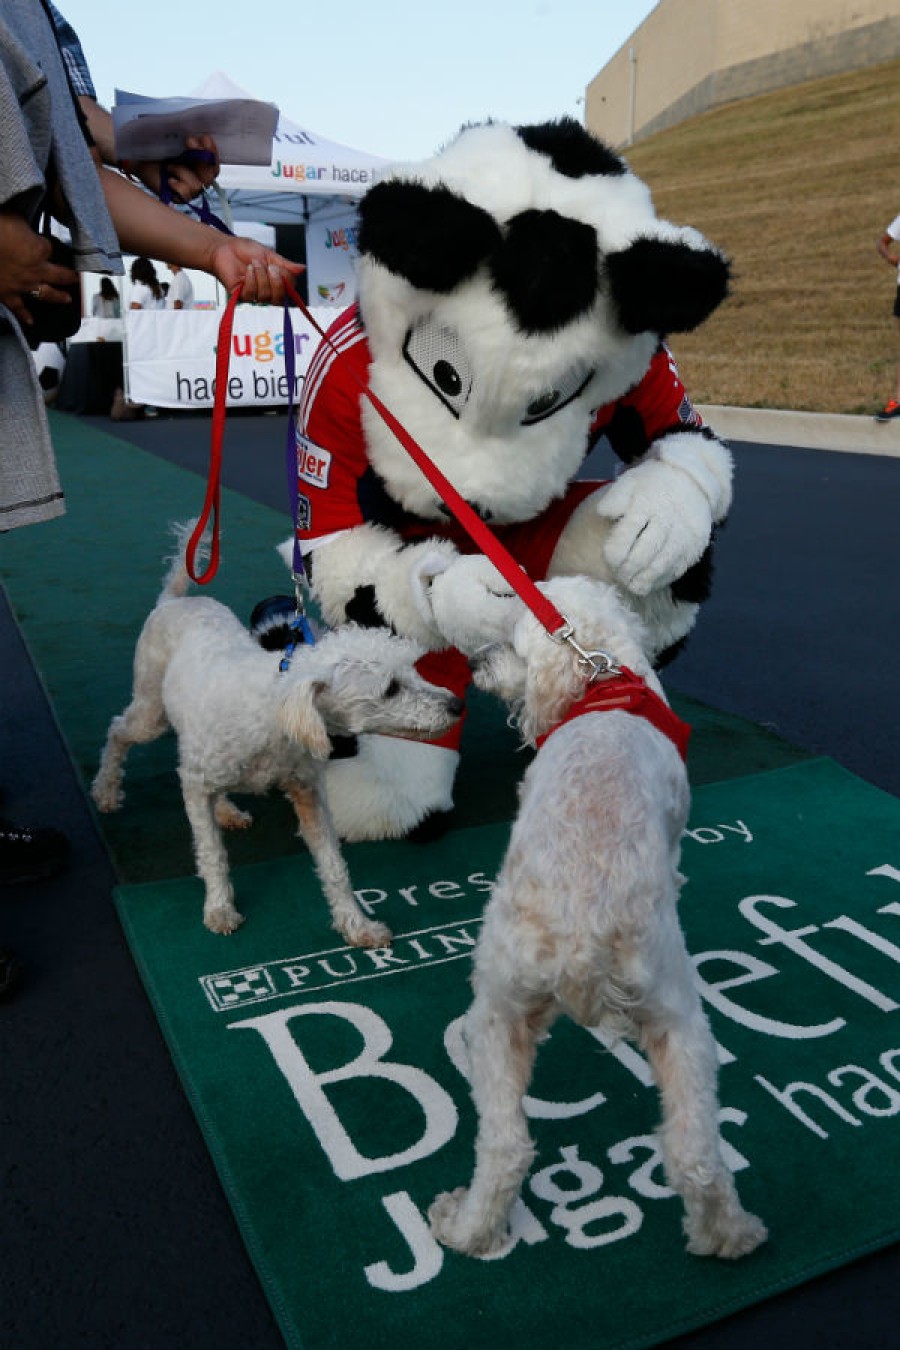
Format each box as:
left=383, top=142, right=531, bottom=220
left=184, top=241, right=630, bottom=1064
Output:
left=517, top=616, right=582, bottom=740
left=277, top=680, right=332, bottom=760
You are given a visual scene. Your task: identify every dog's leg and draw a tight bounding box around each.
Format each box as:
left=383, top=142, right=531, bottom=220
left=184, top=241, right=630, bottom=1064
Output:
left=429, top=978, right=544, bottom=1257
left=91, top=698, right=169, bottom=813
left=214, top=795, right=253, bottom=830
left=284, top=783, right=392, bottom=948
left=179, top=772, right=245, bottom=934
left=640, top=929, right=767, bottom=1259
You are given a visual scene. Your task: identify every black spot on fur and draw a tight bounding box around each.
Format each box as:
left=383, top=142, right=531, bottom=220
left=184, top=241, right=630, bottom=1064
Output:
left=407, top=807, right=457, bottom=843
left=357, top=466, right=416, bottom=531
left=345, top=584, right=385, bottom=629
left=606, top=237, right=730, bottom=337
left=329, top=736, right=359, bottom=761
left=598, top=403, right=653, bottom=463
left=490, top=210, right=598, bottom=334
left=358, top=180, right=502, bottom=293
left=653, top=635, right=689, bottom=670
left=671, top=537, right=717, bottom=606
left=516, top=118, right=626, bottom=178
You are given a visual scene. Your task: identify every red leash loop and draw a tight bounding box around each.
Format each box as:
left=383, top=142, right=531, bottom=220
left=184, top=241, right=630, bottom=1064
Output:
left=185, top=282, right=243, bottom=583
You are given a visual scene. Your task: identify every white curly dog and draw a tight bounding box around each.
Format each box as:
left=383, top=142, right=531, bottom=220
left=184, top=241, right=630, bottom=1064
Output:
left=425, top=560, right=767, bottom=1261
left=91, top=527, right=462, bottom=942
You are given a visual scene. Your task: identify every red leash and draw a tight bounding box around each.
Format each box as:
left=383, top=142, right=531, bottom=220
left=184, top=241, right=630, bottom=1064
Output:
left=184, top=282, right=244, bottom=583
left=189, top=280, right=566, bottom=640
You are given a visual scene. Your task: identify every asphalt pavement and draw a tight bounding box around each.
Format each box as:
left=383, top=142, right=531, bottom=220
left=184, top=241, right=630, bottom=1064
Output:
left=2, top=406, right=900, bottom=1350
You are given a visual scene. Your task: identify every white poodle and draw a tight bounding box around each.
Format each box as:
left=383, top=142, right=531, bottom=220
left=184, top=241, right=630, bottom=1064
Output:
left=426, top=562, right=767, bottom=1260
left=91, top=527, right=462, bottom=942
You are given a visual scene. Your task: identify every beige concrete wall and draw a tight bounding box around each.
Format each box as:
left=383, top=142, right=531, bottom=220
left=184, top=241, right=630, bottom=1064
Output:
left=585, top=0, right=900, bottom=147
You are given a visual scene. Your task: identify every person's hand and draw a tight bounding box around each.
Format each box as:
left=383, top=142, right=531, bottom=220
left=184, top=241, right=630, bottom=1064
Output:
left=131, top=135, right=221, bottom=202
left=0, top=210, right=78, bottom=330
left=206, top=235, right=305, bottom=304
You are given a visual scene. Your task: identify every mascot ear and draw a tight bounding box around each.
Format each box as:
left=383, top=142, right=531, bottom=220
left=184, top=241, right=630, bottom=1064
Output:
left=358, top=180, right=502, bottom=293
left=516, top=117, right=627, bottom=179
left=606, top=236, right=731, bottom=336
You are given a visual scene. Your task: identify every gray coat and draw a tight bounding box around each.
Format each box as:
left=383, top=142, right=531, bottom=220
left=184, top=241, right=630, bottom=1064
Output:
left=0, top=0, right=122, bottom=531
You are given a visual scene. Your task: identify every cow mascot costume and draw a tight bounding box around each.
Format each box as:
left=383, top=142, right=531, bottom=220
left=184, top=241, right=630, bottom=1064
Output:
left=289, top=117, right=732, bottom=841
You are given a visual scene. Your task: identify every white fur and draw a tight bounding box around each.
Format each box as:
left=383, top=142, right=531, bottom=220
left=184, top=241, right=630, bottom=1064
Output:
left=298, top=119, right=732, bottom=839
left=91, top=527, right=462, bottom=940
left=323, top=736, right=459, bottom=843
left=358, top=265, right=658, bottom=525
left=428, top=575, right=767, bottom=1260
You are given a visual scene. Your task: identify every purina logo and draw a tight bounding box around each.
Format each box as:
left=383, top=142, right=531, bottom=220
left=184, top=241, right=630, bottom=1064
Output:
left=200, top=918, right=483, bottom=1013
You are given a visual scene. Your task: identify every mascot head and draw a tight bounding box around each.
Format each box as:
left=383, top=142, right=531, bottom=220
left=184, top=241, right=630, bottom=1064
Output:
left=355, top=117, right=729, bottom=525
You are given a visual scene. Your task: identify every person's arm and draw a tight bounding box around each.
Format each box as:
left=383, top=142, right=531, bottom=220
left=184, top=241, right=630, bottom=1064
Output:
left=97, top=165, right=302, bottom=302
left=78, top=96, right=220, bottom=203
left=877, top=231, right=900, bottom=267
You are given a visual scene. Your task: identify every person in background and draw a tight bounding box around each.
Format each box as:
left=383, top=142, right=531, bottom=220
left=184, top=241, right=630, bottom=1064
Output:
left=129, top=256, right=165, bottom=309
left=166, top=262, right=194, bottom=310
left=0, top=0, right=302, bottom=994
left=91, top=275, right=120, bottom=317
left=875, top=212, right=900, bottom=421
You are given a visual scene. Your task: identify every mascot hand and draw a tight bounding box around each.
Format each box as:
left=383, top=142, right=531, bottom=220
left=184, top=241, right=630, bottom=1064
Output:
left=402, top=541, right=461, bottom=647
left=596, top=432, right=732, bottom=596
left=430, top=555, right=520, bottom=654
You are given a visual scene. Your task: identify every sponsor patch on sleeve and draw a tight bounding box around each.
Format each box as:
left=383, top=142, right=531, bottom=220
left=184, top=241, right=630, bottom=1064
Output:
left=678, top=394, right=702, bottom=427
left=296, top=433, right=332, bottom=489
left=296, top=493, right=312, bottom=532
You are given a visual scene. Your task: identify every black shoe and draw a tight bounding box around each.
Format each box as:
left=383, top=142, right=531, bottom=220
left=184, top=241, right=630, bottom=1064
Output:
left=0, top=948, right=23, bottom=998
left=0, top=821, right=69, bottom=884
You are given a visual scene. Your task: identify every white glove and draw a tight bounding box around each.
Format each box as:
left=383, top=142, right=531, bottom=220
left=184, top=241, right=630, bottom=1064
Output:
left=429, top=555, right=521, bottom=654
left=408, top=547, right=457, bottom=640
left=596, top=432, right=732, bottom=596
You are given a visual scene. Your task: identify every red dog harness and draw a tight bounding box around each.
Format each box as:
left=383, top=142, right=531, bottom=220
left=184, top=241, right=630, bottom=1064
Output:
left=535, top=666, right=691, bottom=761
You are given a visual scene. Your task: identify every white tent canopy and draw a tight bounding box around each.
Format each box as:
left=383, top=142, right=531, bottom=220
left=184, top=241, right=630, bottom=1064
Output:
left=192, top=71, right=391, bottom=225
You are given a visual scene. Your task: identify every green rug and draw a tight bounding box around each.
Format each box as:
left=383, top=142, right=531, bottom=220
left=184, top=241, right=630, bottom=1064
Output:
left=8, top=412, right=889, bottom=1350
left=1, top=413, right=810, bottom=887
left=114, top=758, right=900, bottom=1350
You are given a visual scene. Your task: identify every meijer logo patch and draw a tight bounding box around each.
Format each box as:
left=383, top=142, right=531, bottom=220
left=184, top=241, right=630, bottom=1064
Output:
left=297, top=434, right=331, bottom=489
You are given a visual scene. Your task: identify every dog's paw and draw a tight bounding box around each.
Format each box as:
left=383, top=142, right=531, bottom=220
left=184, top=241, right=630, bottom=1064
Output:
left=344, top=918, right=393, bottom=949
left=91, top=781, right=123, bottom=813
left=204, top=904, right=246, bottom=935
left=428, top=1188, right=510, bottom=1257
left=686, top=1209, right=768, bottom=1260
left=214, top=798, right=253, bottom=830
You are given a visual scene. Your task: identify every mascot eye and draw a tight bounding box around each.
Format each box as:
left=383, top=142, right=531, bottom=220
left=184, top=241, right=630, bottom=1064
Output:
left=402, top=320, right=473, bottom=418
left=520, top=367, right=595, bottom=425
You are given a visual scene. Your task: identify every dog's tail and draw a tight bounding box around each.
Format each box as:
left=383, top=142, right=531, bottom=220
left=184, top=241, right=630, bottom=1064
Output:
left=159, top=520, right=210, bottom=600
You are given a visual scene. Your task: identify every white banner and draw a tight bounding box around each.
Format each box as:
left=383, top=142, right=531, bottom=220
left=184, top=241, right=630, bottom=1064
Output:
left=124, top=306, right=336, bottom=409
left=306, top=205, right=360, bottom=308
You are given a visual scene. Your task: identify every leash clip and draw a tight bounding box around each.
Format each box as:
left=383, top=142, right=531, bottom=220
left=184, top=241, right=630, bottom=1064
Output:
left=552, top=619, right=621, bottom=683
left=278, top=573, right=317, bottom=673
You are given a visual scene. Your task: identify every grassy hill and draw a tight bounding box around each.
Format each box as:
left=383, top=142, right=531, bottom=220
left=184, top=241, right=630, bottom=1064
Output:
left=621, top=57, right=900, bottom=415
